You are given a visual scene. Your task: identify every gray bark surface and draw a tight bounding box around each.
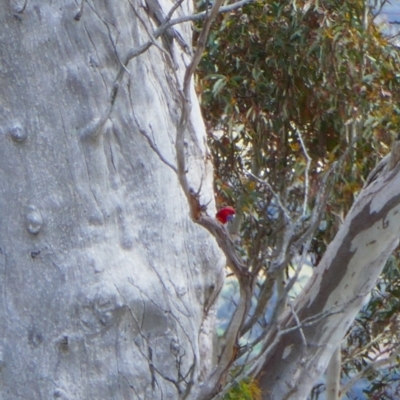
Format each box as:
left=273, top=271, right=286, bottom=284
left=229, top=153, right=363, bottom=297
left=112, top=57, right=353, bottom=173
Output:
left=0, top=2, right=223, bottom=399
left=257, top=151, right=400, bottom=399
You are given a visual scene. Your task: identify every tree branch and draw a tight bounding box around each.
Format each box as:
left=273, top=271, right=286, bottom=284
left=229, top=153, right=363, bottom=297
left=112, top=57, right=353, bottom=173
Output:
left=296, top=129, right=312, bottom=219
left=167, top=0, right=254, bottom=26
left=340, top=344, right=400, bottom=398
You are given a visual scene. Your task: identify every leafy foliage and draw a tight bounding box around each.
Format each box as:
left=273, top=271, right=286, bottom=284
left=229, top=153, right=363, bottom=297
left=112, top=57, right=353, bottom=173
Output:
left=223, top=378, right=262, bottom=400
left=196, top=0, right=400, bottom=397
left=197, top=0, right=400, bottom=272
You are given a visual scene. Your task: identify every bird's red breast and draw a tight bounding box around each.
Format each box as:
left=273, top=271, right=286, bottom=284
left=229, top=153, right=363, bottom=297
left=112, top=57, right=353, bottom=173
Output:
left=216, top=206, right=235, bottom=224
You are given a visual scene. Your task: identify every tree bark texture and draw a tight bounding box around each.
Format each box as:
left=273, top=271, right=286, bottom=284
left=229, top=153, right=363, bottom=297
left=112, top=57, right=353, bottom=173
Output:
left=0, top=2, right=223, bottom=399
left=257, top=157, right=400, bottom=399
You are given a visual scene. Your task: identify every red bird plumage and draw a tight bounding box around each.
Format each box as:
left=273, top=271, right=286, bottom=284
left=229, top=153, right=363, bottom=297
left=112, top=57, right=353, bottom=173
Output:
left=216, top=206, right=235, bottom=224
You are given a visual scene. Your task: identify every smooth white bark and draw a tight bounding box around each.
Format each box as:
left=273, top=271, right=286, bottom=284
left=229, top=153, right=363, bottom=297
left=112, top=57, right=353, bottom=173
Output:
left=257, top=157, right=400, bottom=399
left=326, top=346, right=341, bottom=400
left=0, top=2, right=223, bottom=399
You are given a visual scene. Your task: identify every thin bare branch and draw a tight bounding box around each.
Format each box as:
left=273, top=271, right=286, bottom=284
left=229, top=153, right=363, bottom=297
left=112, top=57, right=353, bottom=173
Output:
left=240, top=276, right=275, bottom=336
left=125, top=0, right=186, bottom=65
left=105, top=0, right=253, bottom=117
left=345, top=326, right=391, bottom=361
left=340, top=344, right=400, bottom=398
left=128, top=0, right=174, bottom=65
left=296, top=129, right=311, bottom=219
left=280, top=293, right=369, bottom=337
left=121, top=0, right=253, bottom=74
left=291, top=164, right=335, bottom=252
left=133, top=116, right=178, bottom=173
left=265, top=238, right=311, bottom=337
left=245, top=170, right=291, bottom=222
left=165, top=0, right=254, bottom=27
left=289, top=300, right=308, bottom=353
left=247, top=291, right=369, bottom=381
left=183, top=0, right=224, bottom=96
left=371, top=0, right=389, bottom=21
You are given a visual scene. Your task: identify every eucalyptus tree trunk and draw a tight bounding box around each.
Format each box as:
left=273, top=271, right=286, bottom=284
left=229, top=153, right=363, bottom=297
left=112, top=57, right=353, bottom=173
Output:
left=326, top=347, right=341, bottom=400
left=0, top=2, right=224, bottom=399
left=255, top=146, right=400, bottom=399
left=4, top=2, right=400, bottom=400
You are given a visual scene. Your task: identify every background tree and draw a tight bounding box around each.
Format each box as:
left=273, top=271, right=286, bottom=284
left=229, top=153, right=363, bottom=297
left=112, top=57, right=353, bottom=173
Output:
left=197, top=0, right=400, bottom=398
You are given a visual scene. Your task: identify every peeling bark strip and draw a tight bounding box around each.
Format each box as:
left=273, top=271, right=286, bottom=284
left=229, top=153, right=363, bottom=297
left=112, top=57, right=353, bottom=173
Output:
left=305, top=187, right=400, bottom=319
left=257, top=157, right=400, bottom=399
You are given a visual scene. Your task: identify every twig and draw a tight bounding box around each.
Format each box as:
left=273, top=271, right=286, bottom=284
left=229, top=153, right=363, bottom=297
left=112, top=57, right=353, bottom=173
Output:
left=278, top=293, right=367, bottom=338
left=340, top=344, right=400, bottom=397
left=165, top=0, right=254, bottom=27
left=133, top=114, right=178, bottom=173
left=265, top=238, right=311, bottom=336
left=345, top=327, right=390, bottom=361
left=230, top=287, right=356, bottom=388
left=291, top=162, right=336, bottom=253
left=182, top=0, right=225, bottom=96
left=240, top=275, right=275, bottom=336
left=289, top=300, right=308, bottom=352
left=175, top=0, right=225, bottom=216
left=124, top=0, right=186, bottom=65
left=296, top=129, right=311, bottom=219
left=106, top=0, right=253, bottom=109
left=129, top=0, right=173, bottom=65
left=239, top=242, right=311, bottom=356
left=371, top=0, right=389, bottom=22
left=245, top=170, right=291, bottom=223
left=96, top=10, right=130, bottom=74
